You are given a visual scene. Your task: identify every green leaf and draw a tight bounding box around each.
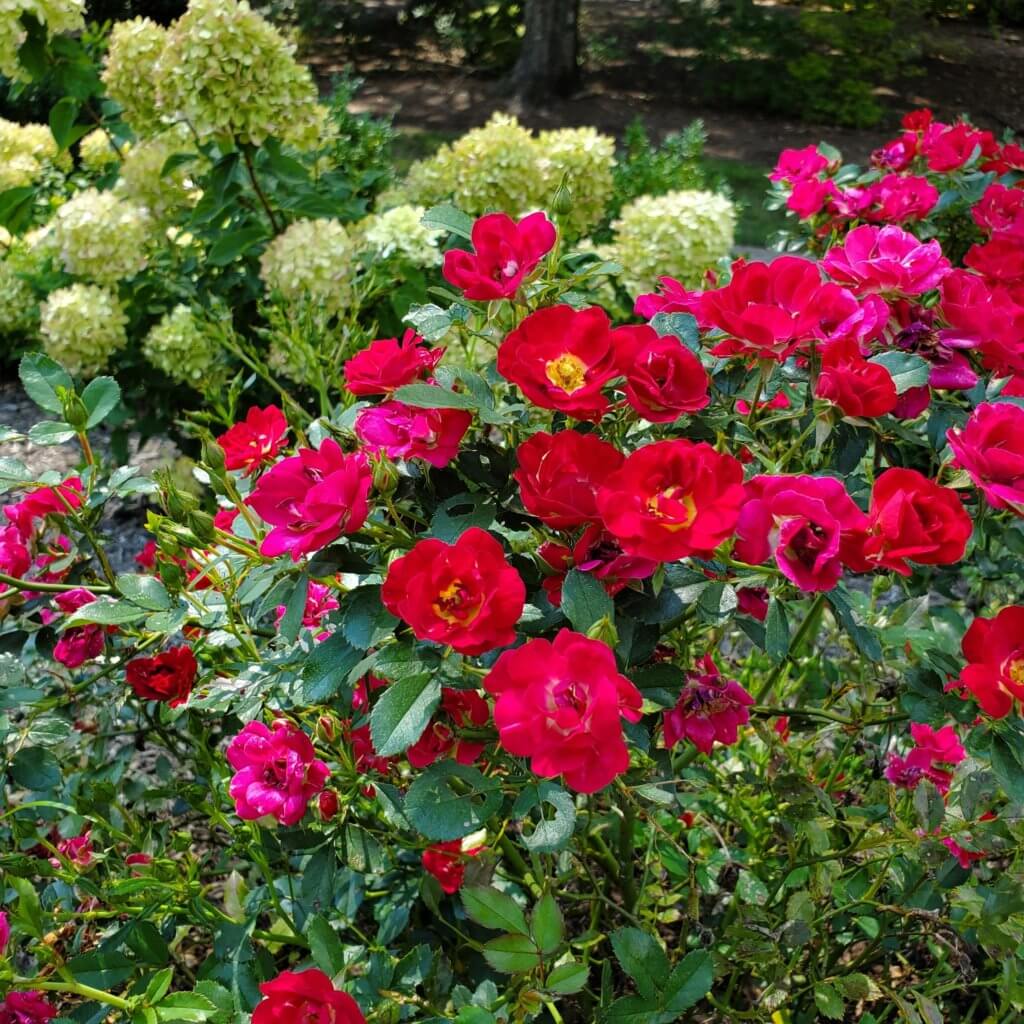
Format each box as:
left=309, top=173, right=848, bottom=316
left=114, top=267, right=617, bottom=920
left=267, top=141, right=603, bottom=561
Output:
left=207, top=224, right=268, bottom=266
left=27, top=421, right=76, bottom=445
left=421, top=203, right=474, bottom=240
left=827, top=589, right=882, bottom=661
left=0, top=186, right=37, bottom=233
left=530, top=892, right=564, bottom=954
left=369, top=675, right=441, bottom=757
left=546, top=960, right=589, bottom=995
left=0, top=457, right=33, bottom=490
left=145, top=968, right=174, bottom=1004
left=126, top=921, right=170, bottom=964
left=307, top=914, right=347, bottom=975
left=65, top=597, right=147, bottom=627
left=869, top=351, right=932, bottom=395
left=603, top=994, right=662, bottom=1023
left=813, top=983, right=845, bottom=1021
left=765, top=598, right=789, bottom=661
left=610, top=928, right=669, bottom=1000
left=736, top=869, right=769, bottom=906
left=404, top=762, right=502, bottom=840
left=482, top=933, right=541, bottom=974
left=990, top=737, right=1024, bottom=803
left=650, top=312, right=700, bottom=352
left=515, top=782, right=576, bottom=853
left=10, top=747, right=62, bottom=791
left=49, top=97, right=84, bottom=151
left=344, top=823, right=386, bottom=873
left=20, top=353, right=72, bottom=413
left=462, top=886, right=530, bottom=935
left=662, top=950, right=714, bottom=1013
left=9, top=876, right=44, bottom=937
left=392, top=382, right=477, bottom=412
left=279, top=573, right=309, bottom=643
left=300, top=632, right=363, bottom=703
left=913, top=778, right=945, bottom=832
left=429, top=493, right=496, bottom=544
left=562, top=569, right=614, bottom=634
left=403, top=302, right=471, bottom=343
left=117, top=573, right=172, bottom=611
left=154, top=992, right=218, bottom=1022
left=342, top=587, right=398, bottom=650
left=81, top=375, right=121, bottom=428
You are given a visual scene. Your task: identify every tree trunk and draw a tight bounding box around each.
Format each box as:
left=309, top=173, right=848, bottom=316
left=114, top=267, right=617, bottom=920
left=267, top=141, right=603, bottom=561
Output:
left=509, top=0, right=581, bottom=105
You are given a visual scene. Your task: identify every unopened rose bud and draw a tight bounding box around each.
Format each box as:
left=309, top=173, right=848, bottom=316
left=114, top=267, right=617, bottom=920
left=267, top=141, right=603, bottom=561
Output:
left=318, top=790, right=339, bottom=821
left=203, top=439, right=227, bottom=473
left=586, top=613, right=618, bottom=649
left=315, top=714, right=339, bottom=743
left=552, top=172, right=573, bottom=217
left=371, top=455, right=400, bottom=496
left=61, top=392, right=90, bottom=431
left=186, top=510, right=216, bottom=546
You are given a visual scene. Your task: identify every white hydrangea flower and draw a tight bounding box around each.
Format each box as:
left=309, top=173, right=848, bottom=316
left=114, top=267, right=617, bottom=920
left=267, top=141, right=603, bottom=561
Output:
left=52, top=187, right=153, bottom=284
left=0, top=117, right=69, bottom=188
left=0, top=0, right=85, bottom=80
left=606, top=190, right=737, bottom=293
left=536, top=126, right=616, bottom=237
left=39, top=283, right=127, bottom=377
left=142, top=304, right=216, bottom=383
left=359, top=204, right=443, bottom=267
left=115, top=126, right=202, bottom=222
left=259, top=218, right=353, bottom=313
left=101, top=17, right=168, bottom=136
left=154, top=0, right=321, bottom=148
left=79, top=129, right=123, bottom=172
left=0, top=248, right=37, bottom=335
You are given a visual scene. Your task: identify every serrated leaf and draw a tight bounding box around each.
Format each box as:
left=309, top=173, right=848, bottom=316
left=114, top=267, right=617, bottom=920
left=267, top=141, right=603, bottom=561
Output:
left=482, top=933, right=541, bottom=974
left=117, top=573, right=171, bottom=611
left=546, top=960, right=589, bottom=995
left=19, top=353, right=72, bottom=413
left=81, top=375, right=121, bottom=428
left=813, top=983, right=845, bottom=1020
left=341, top=587, right=397, bottom=649
left=369, top=675, right=440, bottom=756
left=154, top=992, right=218, bottom=1022
left=515, top=782, right=576, bottom=853
left=869, top=351, right=932, bottom=395
left=11, top=747, right=62, bottom=792
left=393, top=381, right=477, bottom=412
left=765, top=598, right=789, bottom=660
left=562, top=569, right=614, bottom=633
left=462, top=886, right=530, bottom=935
left=307, top=914, right=346, bottom=975
left=27, top=421, right=76, bottom=445
left=65, top=597, right=146, bottom=627
left=530, top=892, right=564, bottom=954
left=300, top=632, right=363, bottom=703
left=404, top=762, right=502, bottom=840
left=663, top=950, right=714, bottom=1013
left=610, top=928, right=668, bottom=1000
left=421, top=203, right=474, bottom=239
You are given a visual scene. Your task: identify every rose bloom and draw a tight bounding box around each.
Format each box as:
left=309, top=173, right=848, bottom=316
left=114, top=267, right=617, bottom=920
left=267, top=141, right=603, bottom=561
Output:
left=355, top=400, right=471, bottom=468
left=700, top=257, right=827, bottom=361
left=942, top=835, right=986, bottom=870
left=972, top=183, right=1024, bottom=239
left=2, top=477, right=82, bottom=537
left=885, top=722, right=965, bottom=794
left=226, top=719, right=329, bottom=827
left=964, top=236, right=1024, bottom=285
left=252, top=969, right=365, bottom=1024
left=770, top=145, right=829, bottom=183
left=514, top=430, right=623, bottom=530
left=663, top=655, right=753, bottom=754
left=126, top=645, right=198, bottom=707
left=866, top=174, right=939, bottom=223
left=822, top=224, right=951, bottom=297
left=871, top=132, right=916, bottom=172
left=52, top=830, right=93, bottom=871
left=735, top=474, right=869, bottom=592
left=540, top=525, right=659, bottom=606
left=484, top=629, right=642, bottom=793
left=596, top=440, right=745, bottom=562
left=0, top=525, right=31, bottom=579
left=422, top=839, right=482, bottom=894
left=52, top=588, right=106, bottom=669
left=0, top=992, right=56, bottom=1024
left=983, top=141, right=1024, bottom=175
left=216, top=406, right=288, bottom=476
left=922, top=121, right=996, bottom=172
left=633, top=275, right=711, bottom=326
left=787, top=178, right=837, bottom=218
left=406, top=688, right=489, bottom=768
left=623, top=329, right=710, bottom=422
left=938, top=270, right=1024, bottom=379
left=443, top=211, right=556, bottom=300
left=343, top=329, right=441, bottom=395
left=854, top=468, right=972, bottom=576
left=274, top=580, right=340, bottom=636
left=957, top=605, right=1024, bottom=717
left=246, top=439, right=371, bottom=560
left=815, top=338, right=898, bottom=418
left=382, top=527, right=525, bottom=656
left=497, top=304, right=641, bottom=420
left=948, top=402, right=1024, bottom=515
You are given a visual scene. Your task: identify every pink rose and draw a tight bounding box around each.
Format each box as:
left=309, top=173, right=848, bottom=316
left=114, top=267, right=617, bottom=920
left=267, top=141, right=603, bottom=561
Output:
left=822, top=224, right=951, bottom=297
left=355, top=399, right=471, bottom=468
left=343, top=329, right=442, bottom=396
left=663, top=655, right=753, bottom=754
left=947, top=402, right=1024, bottom=515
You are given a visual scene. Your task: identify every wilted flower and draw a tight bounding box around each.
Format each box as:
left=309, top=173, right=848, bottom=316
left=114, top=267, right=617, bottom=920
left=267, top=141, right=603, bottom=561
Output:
left=39, top=284, right=128, bottom=378
left=663, top=655, right=753, bottom=754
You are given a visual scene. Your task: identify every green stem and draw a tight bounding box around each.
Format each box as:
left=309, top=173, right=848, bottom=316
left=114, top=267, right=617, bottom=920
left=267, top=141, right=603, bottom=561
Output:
left=753, top=592, right=827, bottom=704
left=0, top=572, right=112, bottom=595
left=15, top=979, right=131, bottom=1011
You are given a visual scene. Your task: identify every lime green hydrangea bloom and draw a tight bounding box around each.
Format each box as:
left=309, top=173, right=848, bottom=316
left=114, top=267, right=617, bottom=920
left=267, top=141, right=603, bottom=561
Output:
left=259, top=218, right=353, bottom=313
left=52, top=187, right=153, bottom=285
left=115, top=126, right=202, bottom=222
left=358, top=204, right=443, bottom=268
left=154, top=0, right=321, bottom=148
left=1, top=0, right=85, bottom=80
left=536, top=127, right=615, bottom=237
left=39, top=283, right=128, bottom=377
left=143, top=304, right=216, bottom=384
left=605, top=190, right=736, bottom=293
left=79, top=129, right=124, bottom=172
left=0, top=246, right=38, bottom=336
left=0, top=118, right=69, bottom=189
left=102, top=17, right=168, bottom=136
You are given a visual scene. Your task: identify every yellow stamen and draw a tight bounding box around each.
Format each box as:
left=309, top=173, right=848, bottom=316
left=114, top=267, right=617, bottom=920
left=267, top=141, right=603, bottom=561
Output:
left=545, top=353, right=588, bottom=394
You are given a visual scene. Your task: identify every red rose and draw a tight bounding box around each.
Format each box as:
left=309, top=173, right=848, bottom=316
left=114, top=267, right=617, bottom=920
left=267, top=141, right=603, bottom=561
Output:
left=633, top=275, right=711, bottom=325
left=497, top=305, right=637, bottom=420
left=815, top=338, right=898, bottom=418
left=216, top=406, right=288, bottom=476
left=701, top=257, right=827, bottom=361
left=443, top=211, right=556, bottom=301
left=856, top=468, right=972, bottom=576
left=596, top=440, right=745, bottom=561
left=540, top=525, right=658, bottom=606
left=422, top=839, right=482, bottom=894
left=957, top=605, right=1024, bottom=718
left=406, top=688, right=489, bottom=768
left=484, top=629, right=642, bottom=793
left=734, top=474, right=868, bottom=592
left=252, top=969, right=365, bottom=1024
left=514, top=430, right=624, bottom=530
left=126, top=645, right=198, bottom=706
left=0, top=992, right=56, bottom=1024
left=355, top=400, right=471, bottom=468
left=948, top=402, right=1024, bottom=516
left=623, top=330, right=710, bottom=422
left=343, top=329, right=441, bottom=396
left=246, top=439, right=372, bottom=560
left=382, top=528, right=525, bottom=655
left=964, top=237, right=1024, bottom=285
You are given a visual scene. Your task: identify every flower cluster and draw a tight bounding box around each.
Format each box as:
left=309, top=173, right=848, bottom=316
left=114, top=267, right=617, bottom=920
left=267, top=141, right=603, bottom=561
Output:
left=0, top=117, right=66, bottom=190
left=52, top=188, right=152, bottom=285
left=39, top=284, right=128, bottom=377
left=0, top=0, right=84, bottom=80
left=0, top=248, right=37, bottom=337
left=142, top=305, right=218, bottom=385
left=534, top=126, right=616, bottom=238
left=114, top=127, right=202, bottom=222
left=358, top=204, right=444, bottom=267
left=78, top=129, right=123, bottom=172
left=602, top=189, right=737, bottom=292
left=259, top=218, right=353, bottom=313
left=101, top=17, right=169, bottom=135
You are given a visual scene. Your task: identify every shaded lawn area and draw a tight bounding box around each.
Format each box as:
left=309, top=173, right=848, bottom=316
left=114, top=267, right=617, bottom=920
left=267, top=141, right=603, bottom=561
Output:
left=388, top=131, right=784, bottom=249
